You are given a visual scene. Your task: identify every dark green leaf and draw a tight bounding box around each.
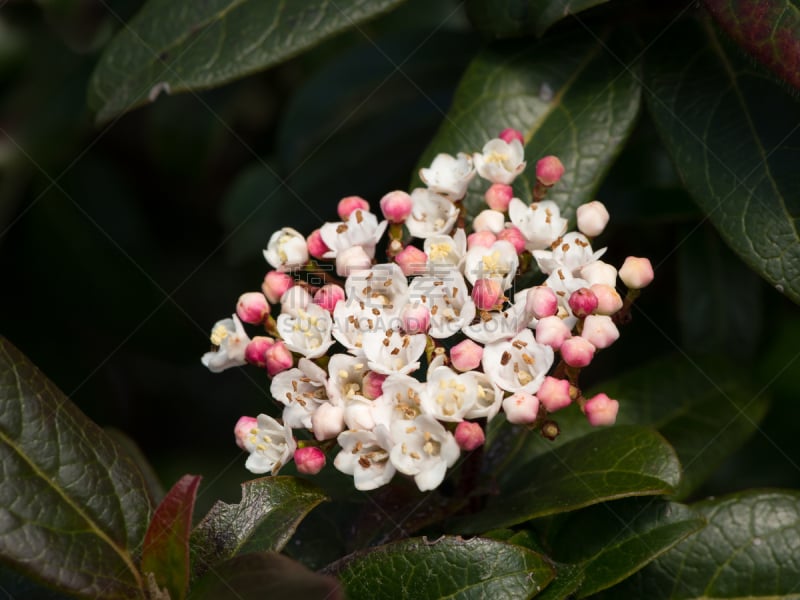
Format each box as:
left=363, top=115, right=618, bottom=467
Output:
left=141, top=475, right=201, bottom=600
left=466, top=0, right=610, bottom=38
left=703, top=0, right=800, bottom=90
left=328, top=536, right=554, bottom=599
left=604, top=490, right=800, bottom=598
left=0, top=337, right=151, bottom=598
left=414, top=28, right=641, bottom=224
left=190, top=552, right=342, bottom=600
left=645, top=20, right=800, bottom=304
left=190, top=476, right=327, bottom=579
left=536, top=564, right=584, bottom=600
left=550, top=499, right=705, bottom=596
left=105, top=427, right=165, bottom=505
left=460, top=426, right=681, bottom=533
left=88, top=0, right=407, bottom=122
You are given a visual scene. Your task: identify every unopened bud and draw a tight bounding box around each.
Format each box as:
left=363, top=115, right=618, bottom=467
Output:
left=560, top=337, right=596, bottom=368
left=362, top=371, right=387, bottom=399
left=245, top=336, right=274, bottom=368
left=234, top=416, right=257, bottom=450
left=262, top=271, right=294, bottom=304
left=306, top=229, right=330, bottom=259
left=472, top=278, right=504, bottom=311
left=591, top=284, right=623, bottom=315
left=311, top=403, right=345, bottom=441
left=576, top=200, right=610, bottom=237
left=336, top=245, right=372, bottom=277
left=497, top=226, right=526, bottom=254
left=568, top=287, right=598, bottom=318
left=380, top=190, right=413, bottom=223
left=584, top=393, right=619, bottom=426
left=503, top=392, right=540, bottom=425
left=338, top=195, right=370, bottom=220
left=281, top=286, right=312, bottom=316
left=535, top=155, right=565, bottom=186
left=537, top=376, right=572, bottom=412
left=394, top=245, right=428, bottom=276
left=467, top=230, right=497, bottom=249
left=473, top=209, right=506, bottom=234
left=313, top=284, right=345, bottom=313
left=619, top=256, right=654, bottom=290
left=498, top=127, right=524, bottom=145
left=455, top=421, right=485, bottom=451
left=526, top=286, right=558, bottom=319
left=485, top=183, right=513, bottom=211
left=450, top=339, right=483, bottom=372
left=237, top=292, right=269, bottom=324
left=540, top=420, right=560, bottom=440
left=401, top=303, right=430, bottom=334
left=265, top=341, right=293, bottom=377
left=535, top=316, right=572, bottom=350
left=294, top=446, right=326, bottom=475
left=581, top=315, right=619, bottom=349
left=581, top=261, right=617, bottom=288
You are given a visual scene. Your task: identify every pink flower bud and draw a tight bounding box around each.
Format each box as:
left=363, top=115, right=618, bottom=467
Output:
left=337, top=195, right=370, bottom=220
left=244, top=336, right=274, bottom=368
left=560, top=337, right=596, bottom=368
left=455, top=421, right=485, bottom=451
left=467, top=230, right=497, bottom=249
left=503, top=392, right=540, bottom=425
left=294, top=446, right=326, bottom=475
left=306, top=228, right=330, bottom=259
left=568, top=287, right=599, bottom=318
left=498, top=127, right=524, bottom=145
left=237, top=292, right=269, bottom=324
left=401, top=303, right=430, bottom=334
left=619, top=256, right=654, bottom=289
left=535, top=316, right=572, bottom=350
left=313, top=284, right=345, bottom=313
left=581, top=261, right=617, bottom=288
left=537, top=376, right=572, bottom=412
left=584, top=393, right=619, bottom=426
left=311, top=403, right=345, bottom=441
left=497, top=225, right=526, bottom=254
left=472, top=278, right=504, bottom=311
left=336, top=245, right=372, bottom=277
left=473, top=209, right=505, bottom=234
left=394, top=245, right=428, bottom=276
left=526, top=286, right=558, bottom=319
left=591, top=284, right=623, bottom=315
left=380, top=190, right=413, bottom=223
left=450, top=339, right=483, bottom=372
left=362, top=371, right=387, bottom=400
left=576, top=200, right=610, bottom=237
left=536, top=155, right=565, bottom=186
left=234, top=416, right=257, bottom=450
left=265, top=341, right=293, bottom=377
left=262, top=271, right=294, bottom=304
left=485, top=183, right=513, bottom=211
left=581, top=315, right=619, bottom=349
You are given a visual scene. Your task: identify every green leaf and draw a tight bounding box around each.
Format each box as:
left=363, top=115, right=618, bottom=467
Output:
left=190, top=476, right=327, bottom=579
left=88, top=0, right=407, bottom=122
left=459, top=425, right=681, bottom=533
left=604, top=490, right=800, bottom=598
left=549, top=499, right=706, bottom=597
left=191, top=552, right=342, bottom=600
left=703, top=0, right=800, bottom=90
left=0, top=337, right=152, bottom=598
left=465, top=0, right=611, bottom=38
left=328, top=536, right=555, bottom=599
left=141, top=475, right=201, bottom=600
left=645, top=19, right=800, bottom=304
left=414, top=28, right=640, bottom=224
left=105, top=427, right=166, bottom=505
left=536, top=564, right=584, bottom=600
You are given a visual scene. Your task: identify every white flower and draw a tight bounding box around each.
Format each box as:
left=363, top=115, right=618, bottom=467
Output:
left=463, top=371, right=503, bottom=421
left=382, top=373, right=426, bottom=421
left=462, top=299, right=528, bottom=344
left=344, top=263, right=409, bottom=318
left=473, top=138, right=526, bottom=184
left=362, top=329, right=427, bottom=375
left=390, top=415, right=460, bottom=491
left=270, top=358, right=328, bottom=429
left=533, top=232, right=606, bottom=275
left=419, top=152, right=476, bottom=200
left=508, top=199, right=567, bottom=251
left=482, top=328, right=554, bottom=394
left=580, top=260, right=617, bottom=287
left=280, top=285, right=313, bottom=317
left=424, top=228, right=467, bottom=269
left=276, top=304, right=334, bottom=358
left=263, top=227, right=308, bottom=272
left=463, top=240, right=519, bottom=291
left=544, top=268, right=590, bottom=329
left=325, top=354, right=388, bottom=430
left=473, top=209, right=506, bottom=234
left=420, top=362, right=477, bottom=421
left=201, top=315, right=250, bottom=373
left=242, top=414, right=296, bottom=475
left=405, top=188, right=459, bottom=239
left=334, top=426, right=396, bottom=491
left=320, top=209, right=388, bottom=259
left=331, top=299, right=386, bottom=356
left=408, top=266, right=476, bottom=339
left=335, top=246, right=373, bottom=278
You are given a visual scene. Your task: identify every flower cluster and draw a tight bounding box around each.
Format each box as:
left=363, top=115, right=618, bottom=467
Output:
left=203, top=128, right=654, bottom=492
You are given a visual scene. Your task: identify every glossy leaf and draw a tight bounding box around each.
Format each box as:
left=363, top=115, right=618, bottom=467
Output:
left=329, top=536, right=554, bottom=599
left=0, top=337, right=151, bottom=598
left=704, top=0, right=800, bottom=90
left=536, top=564, right=584, bottom=600
left=645, top=20, right=800, bottom=304
left=88, top=0, right=407, bottom=122
left=459, top=425, right=681, bottom=533
left=466, top=0, right=610, bottom=38
left=604, top=490, right=800, bottom=598
left=191, top=552, right=342, bottom=600
left=141, top=475, right=201, bottom=600
left=550, top=499, right=706, bottom=597
left=106, top=427, right=166, bottom=505
left=190, top=476, right=327, bottom=579
left=414, top=28, right=640, bottom=225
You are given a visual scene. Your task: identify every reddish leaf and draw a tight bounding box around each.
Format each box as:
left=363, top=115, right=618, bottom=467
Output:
left=141, top=474, right=201, bottom=600
left=703, top=0, right=800, bottom=90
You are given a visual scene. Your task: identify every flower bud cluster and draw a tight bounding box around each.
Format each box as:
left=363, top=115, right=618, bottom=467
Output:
left=202, top=129, right=653, bottom=491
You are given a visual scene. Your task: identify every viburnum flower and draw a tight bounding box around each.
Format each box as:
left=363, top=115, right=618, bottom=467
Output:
left=390, top=415, right=460, bottom=491
left=419, top=152, right=476, bottom=200
left=463, top=371, right=503, bottom=421
left=362, top=328, right=427, bottom=375
left=473, top=138, right=526, bottom=184
left=334, top=426, right=396, bottom=491
left=420, top=358, right=478, bottom=421
left=344, top=263, right=408, bottom=318
left=270, top=358, right=329, bottom=429
left=408, top=266, right=476, bottom=338
left=263, top=227, right=309, bottom=272
left=201, top=315, right=250, bottom=373
left=320, top=209, right=387, bottom=260
left=462, top=299, right=528, bottom=344
left=508, top=199, right=568, bottom=251
left=424, top=229, right=467, bottom=269
left=242, top=414, right=296, bottom=475
left=482, top=328, right=554, bottom=393
left=406, top=188, right=459, bottom=239
left=533, top=232, right=606, bottom=276
left=276, top=304, right=335, bottom=359
left=463, top=240, right=519, bottom=291
left=382, top=373, right=426, bottom=420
